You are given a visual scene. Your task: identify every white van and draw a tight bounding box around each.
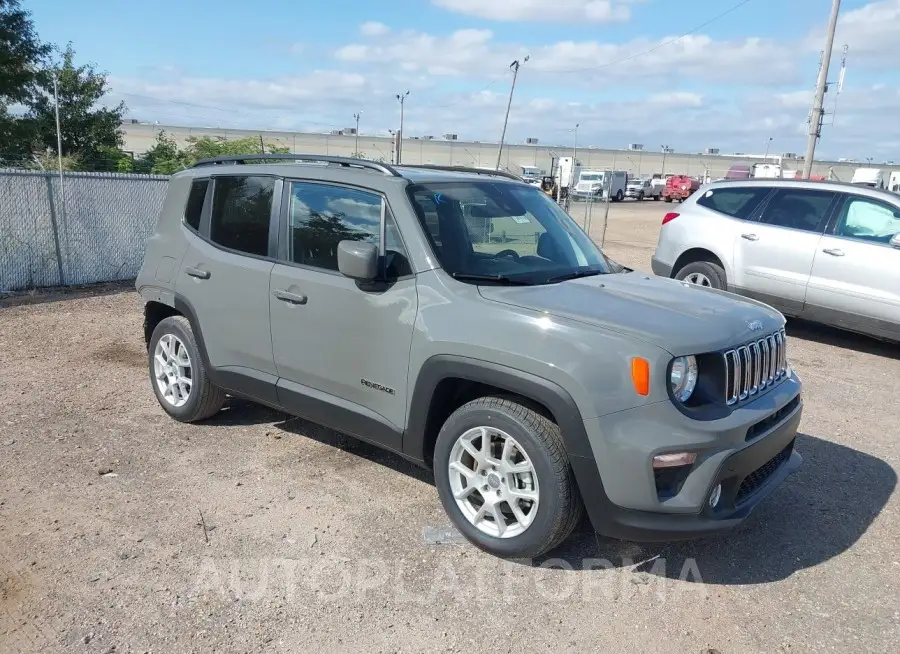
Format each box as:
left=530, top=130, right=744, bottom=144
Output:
left=851, top=167, right=886, bottom=189
left=573, top=170, right=628, bottom=201
left=888, top=171, right=900, bottom=194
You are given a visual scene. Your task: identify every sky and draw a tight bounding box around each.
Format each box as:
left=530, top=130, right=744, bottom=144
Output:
left=22, top=0, right=900, bottom=159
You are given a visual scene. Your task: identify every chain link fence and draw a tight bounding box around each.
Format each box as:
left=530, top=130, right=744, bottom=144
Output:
left=0, top=169, right=169, bottom=292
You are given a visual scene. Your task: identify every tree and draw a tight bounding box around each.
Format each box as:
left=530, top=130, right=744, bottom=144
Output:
left=25, top=42, right=126, bottom=171
left=130, top=130, right=190, bottom=175
left=129, top=134, right=291, bottom=174
left=0, top=0, right=52, bottom=162
left=0, top=0, right=50, bottom=106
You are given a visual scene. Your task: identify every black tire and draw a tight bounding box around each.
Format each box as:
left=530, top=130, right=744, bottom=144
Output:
left=433, top=396, right=584, bottom=559
left=148, top=315, right=226, bottom=422
left=664, top=197, right=672, bottom=203
left=637, top=192, right=644, bottom=201
left=615, top=190, right=624, bottom=202
left=674, top=260, right=727, bottom=290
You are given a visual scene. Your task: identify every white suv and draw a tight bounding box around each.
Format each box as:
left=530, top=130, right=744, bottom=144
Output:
left=651, top=179, right=900, bottom=343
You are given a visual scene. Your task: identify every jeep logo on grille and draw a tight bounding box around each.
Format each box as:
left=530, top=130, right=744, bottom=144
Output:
left=747, top=320, right=764, bottom=332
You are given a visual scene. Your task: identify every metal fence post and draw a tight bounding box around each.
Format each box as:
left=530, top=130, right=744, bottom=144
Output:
left=43, top=174, right=66, bottom=286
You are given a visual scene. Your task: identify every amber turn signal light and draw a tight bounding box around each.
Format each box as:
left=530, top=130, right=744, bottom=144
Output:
left=631, top=357, right=650, bottom=396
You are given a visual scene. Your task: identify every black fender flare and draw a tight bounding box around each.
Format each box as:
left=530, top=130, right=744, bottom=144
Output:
left=403, top=354, right=594, bottom=462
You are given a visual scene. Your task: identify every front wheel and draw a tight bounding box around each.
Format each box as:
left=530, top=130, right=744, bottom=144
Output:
left=674, top=260, right=727, bottom=290
left=433, top=396, right=584, bottom=559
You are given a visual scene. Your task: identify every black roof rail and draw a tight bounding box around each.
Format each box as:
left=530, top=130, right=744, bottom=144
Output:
left=191, top=154, right=401, bottom=176
left=398, top=164, right=524, bottom=182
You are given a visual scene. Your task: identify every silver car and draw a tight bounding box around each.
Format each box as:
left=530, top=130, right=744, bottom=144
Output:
left=651, top=179, right=900, bottom=342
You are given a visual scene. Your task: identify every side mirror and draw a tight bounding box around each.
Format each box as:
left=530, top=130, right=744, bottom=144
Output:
left=890, top=233, right=900, bottom=249
left=337, top=240, right=378, bottom=280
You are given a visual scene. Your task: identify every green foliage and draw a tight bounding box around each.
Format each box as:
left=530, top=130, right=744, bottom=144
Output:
left=0, top=0, right=51, bottom=107
left=25, top=42, right=126, bottom=171
left=129, top=134, right=291, bottom=174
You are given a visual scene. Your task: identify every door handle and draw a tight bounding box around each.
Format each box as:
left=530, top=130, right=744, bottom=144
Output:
left=741, top=233, right=759, bottom=241
left=272, top=289, right=307, bottom=305
left=185, top=266, right=210, bottom=279
left=822, top=248, right=845, bottom=257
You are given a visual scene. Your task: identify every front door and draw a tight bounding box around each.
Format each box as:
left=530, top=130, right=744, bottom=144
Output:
left=268, top=180, right=417, bottom=453
left=175, top=174, right=280, bottom=395
left=805, top=193, right=900, bottom=339
left=731, top=187, right=838, bottom=315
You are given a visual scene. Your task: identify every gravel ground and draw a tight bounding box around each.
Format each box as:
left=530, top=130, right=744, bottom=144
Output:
left=1, top=201, right=898, bottom=653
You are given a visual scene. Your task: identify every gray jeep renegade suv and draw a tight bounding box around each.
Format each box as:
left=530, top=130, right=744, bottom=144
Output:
left=136, top=154, right=803, bottom=558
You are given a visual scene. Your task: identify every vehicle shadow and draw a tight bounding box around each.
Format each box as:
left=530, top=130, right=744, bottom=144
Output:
left=542, top=432, right=896, bottom=585
left=786, top=317, right=899, bottom=360
left=201, top=398, right=435, bottom=485
left=200, top=405, right=895, bottom=585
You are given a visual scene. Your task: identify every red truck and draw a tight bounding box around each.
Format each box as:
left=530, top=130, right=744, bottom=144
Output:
left=662, top=175, right=701, bottom=202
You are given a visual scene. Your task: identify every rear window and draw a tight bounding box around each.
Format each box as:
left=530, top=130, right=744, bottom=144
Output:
left=184, top=179, right=209, bottom=232
left=696, top=187, right=771, bottom=220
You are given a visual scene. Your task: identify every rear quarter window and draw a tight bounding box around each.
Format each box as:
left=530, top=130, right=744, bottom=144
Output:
left=696, top=187, right=771, bottom=220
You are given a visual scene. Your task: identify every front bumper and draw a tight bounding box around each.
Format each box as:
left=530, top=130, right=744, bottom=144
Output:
left=572, top=373, right=803, bottom=542
left=625, top=189, right=643, bottom=198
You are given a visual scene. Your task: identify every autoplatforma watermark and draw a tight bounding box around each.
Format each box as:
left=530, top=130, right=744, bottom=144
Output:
left=189, top=554, right=707, bottom=604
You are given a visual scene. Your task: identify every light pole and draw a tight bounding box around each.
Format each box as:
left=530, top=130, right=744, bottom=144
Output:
left=571, top=122, right=579, bottom=189
left=764, top=137, right=773, bottom=160
left=803, top=0, right=841, bottom=179
left=396, top=91, right=409, bottom=164
left=496, top=55, right=529, bottom=170
left=661, top=145, right=669, bottom=175
left=353, top=111, right=361, bottom=157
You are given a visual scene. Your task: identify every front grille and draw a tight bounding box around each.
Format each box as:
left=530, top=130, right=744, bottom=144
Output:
left=723, top=329, right=788, bottom=405
left=735, top=439, right=794, bottom=505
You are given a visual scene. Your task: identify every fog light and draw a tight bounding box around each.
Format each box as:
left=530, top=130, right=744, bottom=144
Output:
left=708, top=483, right=722, bottom=508
left=652, top=452, right=697, bottom=469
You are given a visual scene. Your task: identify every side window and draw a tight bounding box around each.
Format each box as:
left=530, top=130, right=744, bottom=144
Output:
left=209, top=176, right=275, bottom=257
left=288, top=182, right=411, bottom=276
left=758, top=188, right=835, bottom=233
left=834, top=195, right=900, bottom=244
left=696, top=187, right=770, bottom=220
left=184, top=178, right=209, bottom=232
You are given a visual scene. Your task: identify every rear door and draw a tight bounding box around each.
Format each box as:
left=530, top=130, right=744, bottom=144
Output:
left=175, top=173, right=280, bottom=398
left=804, top=192, right=900, bottom=339
left=731, top=187, right=838, bottom=315
left=268, top=179, right=417, bottom=452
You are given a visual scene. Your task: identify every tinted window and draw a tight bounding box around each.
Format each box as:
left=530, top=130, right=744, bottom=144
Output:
left=288, top=182, right=411, bottom=276
left=407, top=181, right=613, bottom=284
left=758, top=188, right=835, bottom=233
left=834, top=195, right=900, bottom=245
left=209, top=176, right=275, bottom=256
left=184, top=179, right=208, bottom=231
left=696, top=187, right=770, bottom=220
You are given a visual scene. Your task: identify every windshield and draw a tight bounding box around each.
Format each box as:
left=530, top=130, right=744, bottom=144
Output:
left=579, top=174, right=602, bottom=182
left=407, top=181, right=613, bottom=285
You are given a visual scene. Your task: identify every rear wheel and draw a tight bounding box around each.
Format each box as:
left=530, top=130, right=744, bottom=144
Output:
left=615, top=190, right=624, bottom=202
left=674, top=260, right=727, bottom=290
left=433, top=396, right=583, bottom=559
left=148, top=316, right=226, bottom=422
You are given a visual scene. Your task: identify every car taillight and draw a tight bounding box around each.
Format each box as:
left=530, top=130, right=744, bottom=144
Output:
left=662, top=212, right=679, bottom=225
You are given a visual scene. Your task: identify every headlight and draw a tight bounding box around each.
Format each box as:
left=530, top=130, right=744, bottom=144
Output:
left=670, top=355, right=698, bottom=402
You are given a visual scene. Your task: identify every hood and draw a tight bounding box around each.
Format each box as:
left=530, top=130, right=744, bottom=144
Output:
left=477, top=272, right=785, bottom=355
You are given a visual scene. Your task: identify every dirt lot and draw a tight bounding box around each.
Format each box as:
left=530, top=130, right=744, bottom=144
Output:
left=1, top=201, right=898, bottom=653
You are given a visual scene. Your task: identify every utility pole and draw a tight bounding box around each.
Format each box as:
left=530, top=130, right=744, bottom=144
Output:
left=661, top=145, right=669, bottom=175
left=803, top=0, right=841, bottom=179
left=496, top=55, right=529, bottom=170
left=353, top=111, right=361, bottom=157
left=571, top=123, right=579, bottom=190
left=396, top=91, right=409, bottom=164
left=764, top=137, right=773, bottom=160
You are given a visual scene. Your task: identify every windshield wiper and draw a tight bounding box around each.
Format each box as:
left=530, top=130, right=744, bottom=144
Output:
left=451, top=272, right=532, bottom=285
left=546, top=268, right=607, bottom=283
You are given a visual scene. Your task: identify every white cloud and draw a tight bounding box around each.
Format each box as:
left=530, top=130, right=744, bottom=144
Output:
left=648, top=92, right=704, bottom=108
left=431, top=0, right=634, bottom=23
left=360, top=21, right=390, bottom=37
left=806, top=0, right=900, bottom=64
